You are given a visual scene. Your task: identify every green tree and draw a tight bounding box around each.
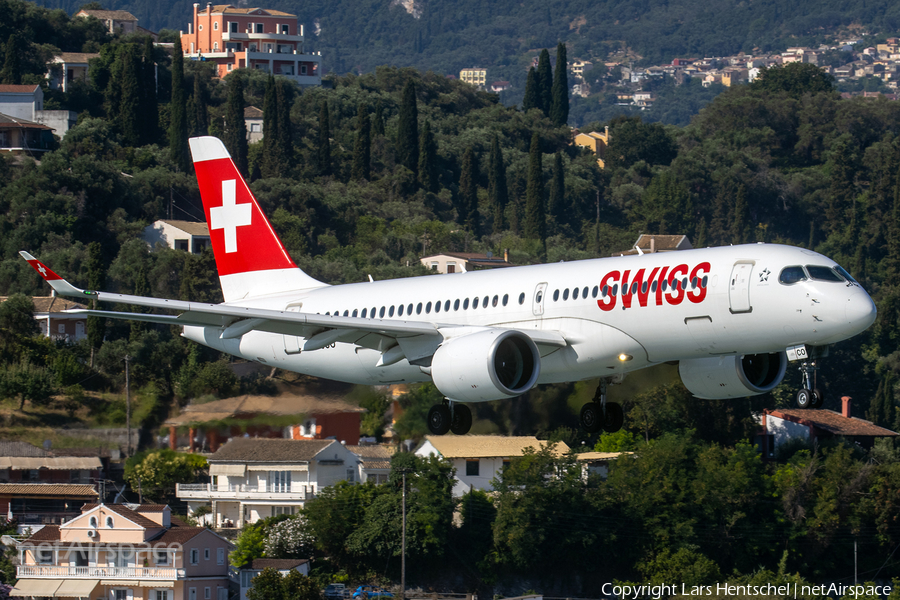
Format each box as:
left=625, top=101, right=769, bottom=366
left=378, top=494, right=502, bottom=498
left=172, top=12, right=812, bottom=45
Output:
left=522, top=67, right=539, bottom=112
left=550, top=42, right=569, bottom=126
left=536, top=48, right=552, bottom=116
left=246, top=568, right=285, bottom=600
left=488, top=134, right=509, bottom=233
left=396, top=79, right=419, bottom=176
left=117, top=44, right=142, bottom=146
left=548, top=151, right=565, bottom=231
left=417, top=119, right=437, bottom=192
left=275, top=80, right=292, bottom=169
left=0, top=360, right=55, bottom=411
left=523, top=133, right=546, bottom=242
left=317, top=100, right=332, bottom=177
left=189, top=75, right=209, bottom=137
left=262, top=75, right=279, bottom=178
left=372, top=101, right=385, bottom=137
left=282, top=569, right=320, bottom=600
left=731, top=184, right=750, bottom=245
left=352, top=102, right=371, bottom=181
left=141, top=36, right=159, bottom=144
left=224, top=74, right=248, bottom=175
left=0, top=34, right=23, bottom=85
left=751, top=62, right=835, bottom=97
left=826, top=135, right=858, bottom=234
left=123, top=449, right=208, bottom=502
left=458, top=146, right=479, bottom=234
left=169, top=45, right=189, bottom=172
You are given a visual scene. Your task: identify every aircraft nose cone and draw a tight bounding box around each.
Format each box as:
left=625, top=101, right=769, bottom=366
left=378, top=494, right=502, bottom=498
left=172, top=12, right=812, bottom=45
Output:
left=846, top=290, right=877, bottom=333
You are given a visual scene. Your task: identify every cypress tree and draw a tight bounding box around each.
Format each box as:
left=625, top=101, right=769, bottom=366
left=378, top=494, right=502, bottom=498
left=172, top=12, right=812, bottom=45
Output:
left=523, top=67, right=539, bottom=112
left=118, top=45, right=142, bottom=147
left=731, top=184, right=749, bottom=244
left=826, top=136, right=857, bottom=234
left=373, top=101, right=385, bottom=137
left=168, top=44, right=189, bottom=172
left=397, top=80, right=419, bottom=175
left=523, top=133, right=546, bottom=242
left=548, top=151, right=565, bottom=231
left=141, top=36, right=159, bottom=144
left=418, top=120, right=437, bottom=192
left=275, top=80, right=292, bottom=168
left=190, top=75, right=209, bottom=136
left=352, top=102, right=371, bottom=181
left=536, top=49, right=552, bottom=116
left=261, top=76, right=279, bottom=178
left=1, top=34, right=23, bottom=85
left=550, top=42, right=569, bottom=126
left=488, top=134, right=509, bottom=234
left=459, top=146, right=479, bottom=234
left=85, top=242, right=106, bottom=364
left=223, top=75, right=248, bottom=175
left=317, top=100, right=332, bottom=177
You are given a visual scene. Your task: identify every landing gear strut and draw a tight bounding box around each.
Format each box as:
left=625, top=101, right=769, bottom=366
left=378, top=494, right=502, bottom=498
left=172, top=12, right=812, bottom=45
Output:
left=427, top=400, right=472, bottom=435
left=580, top=380, right=624, bottom=433
left=795, top=358, right=824, bottom=409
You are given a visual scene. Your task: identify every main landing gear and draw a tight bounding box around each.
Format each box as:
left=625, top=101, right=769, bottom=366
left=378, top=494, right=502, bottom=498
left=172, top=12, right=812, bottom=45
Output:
left=427, top=400, right=472, bottom=435
left=795, top=359, right=825, bottom=409
left=580, top=379, right=624, bottom=434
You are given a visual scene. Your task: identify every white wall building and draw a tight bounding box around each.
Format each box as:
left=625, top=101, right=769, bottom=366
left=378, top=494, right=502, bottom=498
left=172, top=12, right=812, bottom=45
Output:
left=143, top=220, right=211, bottom=254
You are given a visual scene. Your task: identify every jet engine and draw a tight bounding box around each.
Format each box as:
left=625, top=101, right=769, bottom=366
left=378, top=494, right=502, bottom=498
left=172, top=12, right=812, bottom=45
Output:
left=430, top=329, right=541, bottom=402
left=678, top=352, right=787, bottom=399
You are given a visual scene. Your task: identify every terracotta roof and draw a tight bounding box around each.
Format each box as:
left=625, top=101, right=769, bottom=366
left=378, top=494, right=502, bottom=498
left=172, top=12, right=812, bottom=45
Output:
left=209, top=438, right=334, bottom=463
left=0, top=297, right=87, bottom=314
left=347, top=444, right=393, bottom=470
left=135, top=504, right=169, bottom=512
left=22, top=524, right=213, bottom=547
left=247, top=558, right=309, bottom=570
left=768, top=409, right=899, bottom=437
left=244, top=106, right=263, bottom=119
left=422, top=435, right=570, bottom=459
left=575, top=451, right=632, bottom=461
left=53, top=53, right=100, bottom=64
left=78, top=504, right=163, bottom=529
left=26, top=525, right=60, bottom=542
left=0, top=113, right=51, bottom=130
left=156, top=220, right=210, bottom=237
left=0, top=441, right=50, bottom=457
left=203, top=5, right=296, bottom=17
left=0, top=85, right=39, bottom=93
left=76, top=9, right=137, bottom=21
left=0, top=483, right=97, bottom=497
left=51, top=447, right=110, bottom=458
left=166, top=393, right=364, bottom=426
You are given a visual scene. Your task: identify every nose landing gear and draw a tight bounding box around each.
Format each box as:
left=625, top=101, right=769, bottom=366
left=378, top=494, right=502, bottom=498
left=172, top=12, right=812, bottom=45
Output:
left=795, top=359, right=824, bottom=409
left=580, top=379, right=625, bottom=433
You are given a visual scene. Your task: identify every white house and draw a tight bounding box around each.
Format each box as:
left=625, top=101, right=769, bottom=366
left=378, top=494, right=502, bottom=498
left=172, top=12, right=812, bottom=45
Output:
left=346, top=444, right=393, bottom=484
left=419, top=251, right=513, bottom=274
left=415, top=435, right=569, bottom=497
left=239, top=559, right=310, bottom=600
left=176, top=438, right=359, bottom=528
left=0, top=85, right=43, bottom=121
left=143, top=220, right=211, bottom=254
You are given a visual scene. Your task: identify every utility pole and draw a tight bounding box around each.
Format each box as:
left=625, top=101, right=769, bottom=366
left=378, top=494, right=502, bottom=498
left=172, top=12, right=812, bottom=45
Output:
left=401, top=469, right=407, bottom=600
left=124, top=355, right=131, bottom=457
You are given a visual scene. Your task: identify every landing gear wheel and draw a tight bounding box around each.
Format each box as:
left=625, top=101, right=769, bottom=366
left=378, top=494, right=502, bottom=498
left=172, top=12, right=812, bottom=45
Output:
left=811, top=388, right=825, bottom=409
left=427, top=403, right=451, bottom=435
left=796, top=388, right=813, bottom=409
left=580, top=402, right=603, bottom=433
left=450, top=404, right=472, bottom=435
left=602, top=403, right=624, bottom=433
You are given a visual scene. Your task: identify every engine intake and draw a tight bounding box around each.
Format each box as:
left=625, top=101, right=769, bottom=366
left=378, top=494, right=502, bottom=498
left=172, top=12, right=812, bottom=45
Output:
left=431, top=329, right=541, bottom=402
left=679, top=352, right=787, bottom=399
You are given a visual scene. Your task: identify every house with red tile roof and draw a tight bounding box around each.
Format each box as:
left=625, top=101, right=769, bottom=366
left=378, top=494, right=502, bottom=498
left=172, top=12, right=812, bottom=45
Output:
left=13, top=503, right=233, bottom=600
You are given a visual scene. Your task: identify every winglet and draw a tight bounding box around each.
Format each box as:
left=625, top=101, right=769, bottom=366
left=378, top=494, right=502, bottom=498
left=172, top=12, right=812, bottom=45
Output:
left=19, top=251, right=95, bottom=298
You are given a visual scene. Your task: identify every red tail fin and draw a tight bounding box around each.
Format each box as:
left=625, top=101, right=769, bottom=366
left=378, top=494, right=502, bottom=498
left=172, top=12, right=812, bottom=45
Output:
left=189, top=136, right=324, bottom=301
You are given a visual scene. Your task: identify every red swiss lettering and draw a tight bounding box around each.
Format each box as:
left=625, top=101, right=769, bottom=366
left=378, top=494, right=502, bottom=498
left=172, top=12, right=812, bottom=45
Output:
left=597, top=270, right=619, bottom=311
left=666, top=264, right=688, bottom=305
left=687, top=262, right=711, bottom=304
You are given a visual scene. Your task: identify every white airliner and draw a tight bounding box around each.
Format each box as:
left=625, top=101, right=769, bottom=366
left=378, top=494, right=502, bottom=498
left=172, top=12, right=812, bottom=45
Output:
left=21, top=137, right=878, bottom=436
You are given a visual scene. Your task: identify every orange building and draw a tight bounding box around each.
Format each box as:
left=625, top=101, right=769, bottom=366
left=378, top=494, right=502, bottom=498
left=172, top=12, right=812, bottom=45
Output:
left=179, top=3, right=321, bottom=86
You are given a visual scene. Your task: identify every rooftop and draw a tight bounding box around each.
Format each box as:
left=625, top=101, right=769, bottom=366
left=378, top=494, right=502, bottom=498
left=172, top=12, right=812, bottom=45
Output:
left=76, top=9, right=138, bottom=21
left=154, top=219, right=210, bottom=237
left=246, top=558, right=310, bottom=570
left=166, top=393, right=365, bottom=427
left=209, top=437, right=335, bottom=463
left=0, top=483, right=97, bottom=497
left=768, top=408, right=899, bottom=437
left=423, top=435, right=569, bottom=459
left=201, top=5, right=296, bottom=17
left=0, top=85, right=40, bottom=94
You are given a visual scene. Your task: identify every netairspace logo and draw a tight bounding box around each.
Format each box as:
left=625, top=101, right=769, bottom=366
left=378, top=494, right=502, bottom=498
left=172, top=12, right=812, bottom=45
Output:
left=600, top=582, right=893, bottom=598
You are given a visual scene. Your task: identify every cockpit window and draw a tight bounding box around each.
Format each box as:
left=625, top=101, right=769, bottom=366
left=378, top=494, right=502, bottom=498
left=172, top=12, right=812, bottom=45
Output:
left=779, top=266, right=807, bottom=285
left=834, top=265, right=858, bottom=284
left=806, top=265, right=844, bottom=282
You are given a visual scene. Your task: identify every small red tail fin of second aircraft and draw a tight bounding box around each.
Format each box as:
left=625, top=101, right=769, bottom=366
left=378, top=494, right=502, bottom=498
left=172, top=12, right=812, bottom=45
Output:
left=189, top=136, right=324, bottom=301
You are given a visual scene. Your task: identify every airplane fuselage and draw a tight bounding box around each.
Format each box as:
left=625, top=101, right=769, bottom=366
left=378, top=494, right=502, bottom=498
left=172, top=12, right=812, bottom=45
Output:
left=184, top=243, right=876, bottom=393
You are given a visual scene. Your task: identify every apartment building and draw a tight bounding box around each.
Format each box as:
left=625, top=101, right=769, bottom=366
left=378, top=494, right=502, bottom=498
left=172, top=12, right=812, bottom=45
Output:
left=13, top=503, right=233, bottom=600
left=179, top=3, right=321, bottom=87
left=460, top=67, right=487, bottom=88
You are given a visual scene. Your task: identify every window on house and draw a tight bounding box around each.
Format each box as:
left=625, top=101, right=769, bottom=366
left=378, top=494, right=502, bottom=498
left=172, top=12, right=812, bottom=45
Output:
left=89, top=516, right=98, bottom=528
left=156, top=591, right=170, bottom=600
left=190, top=549, right=200, bottom=565
left=270, top=471, right=291, bottom=493
left=205, top=587, right=211, bottom=599
left=106, top=516, right=114, bottom=528
left=213, top=22, right=218, bottom=30
left=255, top=23, right=264, bottom=33
left=218, top=587, right=228, bottom=600
left=281, top=24, right=289, bottom=34
left=217, top=548, right=225, bottom=565
left=229, top=21, right=237, bottom=33
left=272, top=506, right=294, bottom=516
left=38, top=549, right=53, bottom=564
left=213, top=42, right=219, bottom=51
left=301, top=64, right=307, bottom=75
left=465, top=460, right=480, bottom=477
left=116, top=590, right=129, bottom=600
left=155, top=550, right=168, bottom=565
left=204, top=548, right=210, bottom=560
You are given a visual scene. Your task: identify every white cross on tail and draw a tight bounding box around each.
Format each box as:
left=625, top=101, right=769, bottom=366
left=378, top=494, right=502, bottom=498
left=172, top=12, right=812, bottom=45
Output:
left=210, top=179, right=252, bottom=253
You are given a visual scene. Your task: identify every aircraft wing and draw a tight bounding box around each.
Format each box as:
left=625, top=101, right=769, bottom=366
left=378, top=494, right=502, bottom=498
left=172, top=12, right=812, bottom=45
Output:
left=20, top=252, right=567, bottom=354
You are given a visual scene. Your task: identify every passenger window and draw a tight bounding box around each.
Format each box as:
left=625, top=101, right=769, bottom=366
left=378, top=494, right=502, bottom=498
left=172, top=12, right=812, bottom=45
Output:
left=613, top=284, right=619, bottom=296
left=352, top=309, right=358, bottom=317
left=691, top=277, right=698, bottom=289
left=482, top=297, right=489, bottom=308
left=434, top=300, right=441, bottom=313
left=445, top=300, right=451, bottom=311
left=651, top=281, right=657, bottom=293
left=379, top=307, right=385, bottom=318
left=583, top=286, right=588, bottom=298
left=426, top=302, right=432, bottom=313
left=592, top=286, right=598, bottom=298
left=661, top=280, right=668, bottom=292
left=641, top=282, right=648, bottom=294
left=563, top=289, right=569, bottom=300
left=806, top=265, right=844, bottom=282
left=553, top=290, right=560, bottom=301
left=492, top=295, right=498, bottom=307
left=398, top=305, right=404, bottom=316
left=417, top=302, right=423, bottom=314
left=361, top=308, right=367, bottom=318
left=518, top=293, right=525, bottom=305
left=371, top=306, right=376, bottom=316
left=343, top=310, right=349, bottom=316
left=536, top=290, right=543, bottom=302
left=573, top=288, right=579, bottom=300
left=472, top=297, right=479, bottom=309
left=779, top=266, right=807, bottom=285
left=702, top=276, right=709, bottom=288
left=463, top=298, right=470, bottom=309
left=502, top=294, right=509, bottom=306
left=389, top=306, right=395, bottom=317
left=602, top=285, right=609, bottom=297
left=454, top=299, right=460, bottom=311
left=408, top=303, right=413, bottom=314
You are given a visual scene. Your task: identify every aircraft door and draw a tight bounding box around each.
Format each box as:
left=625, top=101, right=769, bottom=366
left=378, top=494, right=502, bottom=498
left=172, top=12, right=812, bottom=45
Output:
left=532, top=282, right=547, bottom=316
left=729, top=262, right=753, bottom=313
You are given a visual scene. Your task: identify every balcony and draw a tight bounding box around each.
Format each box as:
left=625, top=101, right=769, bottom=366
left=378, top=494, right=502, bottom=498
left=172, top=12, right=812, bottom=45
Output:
left=222, top=32, right=304, bottom=42
left=17, top=565, right=184, bottom=579
left=176, top=483, right=316, bottom=501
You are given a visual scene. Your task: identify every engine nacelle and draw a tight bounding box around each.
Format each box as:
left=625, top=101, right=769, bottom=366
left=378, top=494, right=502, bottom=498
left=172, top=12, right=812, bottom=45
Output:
left=679, top=352, right=787, bottom=399
left=431, top=329, right=541, bottom=402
